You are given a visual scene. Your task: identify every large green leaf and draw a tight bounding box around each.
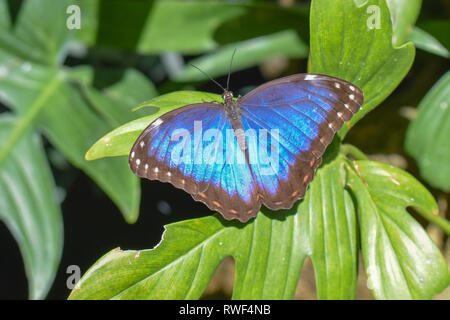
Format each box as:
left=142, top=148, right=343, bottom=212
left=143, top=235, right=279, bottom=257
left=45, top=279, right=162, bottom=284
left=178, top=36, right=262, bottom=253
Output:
left=69, top=156, right=359, bottom=299
left=0, top=50, right=142, bottom=223
left=76, top=0, right=309, bottom=54
left=0, top=1, right=67, bottom=297
left=79, top=0, right=215, bottom=52
left=77, top=0, right=244, bottom=53
left=308, top=0, right=415, bottom=138
left=346, top=160, right=449, bottom=299
left=0, top=0, right=71, bottom=65
left=0, top=116, right=63, bottom=299
left=68, top=66, right=158, bottom=127
left=0, top=0, right=164, bottom=298
left=405, top=71, right=450, bottom=191
left=37, top=77, right=142, bottom=223
left=175, top=30, right=308, bottom=82
left=299, top=155, right=358, bottom=299
left=70, top=153, right=449, bottom=299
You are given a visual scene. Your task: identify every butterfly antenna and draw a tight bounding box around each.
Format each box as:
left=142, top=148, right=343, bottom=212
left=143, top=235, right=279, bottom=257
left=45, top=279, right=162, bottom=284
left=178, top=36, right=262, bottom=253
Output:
left=226, top=48, right=237, bottom=91
left=190, top=64, right=226, bottom=92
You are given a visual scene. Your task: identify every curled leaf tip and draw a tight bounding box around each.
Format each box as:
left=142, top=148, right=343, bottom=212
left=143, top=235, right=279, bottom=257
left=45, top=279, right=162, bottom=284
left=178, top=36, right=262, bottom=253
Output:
left=84, top=150, right=92, bottom=161
left=132, top=104, right=155, bottom=112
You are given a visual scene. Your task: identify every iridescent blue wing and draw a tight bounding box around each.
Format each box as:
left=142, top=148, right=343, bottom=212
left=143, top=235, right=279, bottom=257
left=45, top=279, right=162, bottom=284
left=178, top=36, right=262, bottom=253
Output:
left=239, top=73, right=363, bottom=211
left=129, top=103, right=258, bottom=222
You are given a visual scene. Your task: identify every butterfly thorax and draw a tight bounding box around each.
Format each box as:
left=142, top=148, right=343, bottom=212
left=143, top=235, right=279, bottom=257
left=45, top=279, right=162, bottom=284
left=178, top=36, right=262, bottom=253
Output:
left=223, top=90, right=240, bottom=120
left=222, top=90, right=248, bottom=153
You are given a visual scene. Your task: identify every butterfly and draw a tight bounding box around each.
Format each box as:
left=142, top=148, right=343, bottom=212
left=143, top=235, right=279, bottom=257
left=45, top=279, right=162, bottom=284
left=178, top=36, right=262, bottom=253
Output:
left=129, top=73, right=363, bottom=222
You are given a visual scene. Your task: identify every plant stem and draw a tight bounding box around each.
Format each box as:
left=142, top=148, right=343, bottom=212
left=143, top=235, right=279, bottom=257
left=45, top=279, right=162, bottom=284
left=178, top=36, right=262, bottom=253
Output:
left=418, top=208, right=450, bottom=236
left=340, top=144, right=369, bottom=160
left=0, top=74, right=60, bottom=168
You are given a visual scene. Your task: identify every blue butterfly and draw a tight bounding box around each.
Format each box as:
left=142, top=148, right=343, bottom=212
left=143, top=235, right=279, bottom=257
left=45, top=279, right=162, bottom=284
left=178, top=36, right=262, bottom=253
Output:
left=129, top=74, right=363, bottom=222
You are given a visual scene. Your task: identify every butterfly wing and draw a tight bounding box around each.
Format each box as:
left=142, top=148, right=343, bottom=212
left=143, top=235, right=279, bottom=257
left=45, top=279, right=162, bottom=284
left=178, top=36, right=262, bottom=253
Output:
left=239, top=73, right=363, bottom=210
left=129, top=103, right=258, bottom=222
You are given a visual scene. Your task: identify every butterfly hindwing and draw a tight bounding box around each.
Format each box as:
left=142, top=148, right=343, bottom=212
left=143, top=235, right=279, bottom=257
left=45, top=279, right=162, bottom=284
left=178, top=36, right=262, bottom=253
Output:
left=192, top=118, right=258, bottom=221
left=239, top=74, right=363, bottom=210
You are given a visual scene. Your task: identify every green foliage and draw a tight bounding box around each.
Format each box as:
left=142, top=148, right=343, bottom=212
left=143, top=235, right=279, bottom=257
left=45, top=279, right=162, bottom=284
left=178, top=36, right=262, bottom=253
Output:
left=77, top=0, right=242, bottom=53
left=85, top=91, right=222, bottom=160
left=0, top=0, right=155, bottom=297
left=69, top=160, right=353, bottom=300
left=70, top=156, right=358, bottom=300
left=77, top=0, right=309, bottom=54
left=308, top=0, right=415, bottom=138
left=69, top=0, right=449, bottom=300
left=409, top=27, right=450, bottom=59
left=0, top=0, right=69, bottom=64
left=0, top=0, right=448, bottom=300
left=405, top=71, right=450, bottom=191
left=386, top=0, right=422, bottom=47
left=347, top=160, right=449, bottom=299
left=70, top=155, right=448, bottom=300
left=175, top=30, right=308, bottom=82
left=416, top=19, right=450, bottom=53
left=0, top=116, right=63, bottom=299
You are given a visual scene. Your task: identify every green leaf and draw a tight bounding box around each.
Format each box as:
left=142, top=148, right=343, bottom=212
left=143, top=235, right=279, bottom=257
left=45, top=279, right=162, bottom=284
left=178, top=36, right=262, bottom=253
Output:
left=0, top=55, right=61, bottom=167
left=346, top=160, right=449, bottom=299
left=409, top=27, right=450, bottom=59
left=175, top=30, right=308, bottom=82
left=405, top=71, right=450, bottom=191
left=0, top=0, right=71, bottom=65
left=38, top=79, right=141, bottom=223
left=212, top=3, right=309, bottom=45
left=298, top=155, right=358, bottom=299
left=68, top=212, right=304, bottom=299
left=416, top=19, right=450, bottom=53
left=386, top=0, right=421, bottom=46
left=78, top=0, right=244, bottom=53
left=0, top=116, right=63, bottom=299
left=308, top=0, right=415, bottom=138
left=68, top=66, right=158, bottom=128
left=69, top=155, right=360, bottom=300
left=0, top=50, right=140, bottom=223
left=77, top=0, right=309, bottom=54
left=69, top=154, right=449, bottom=300
left=0, top=0, right=11, bottom=28
left=86, top=91, right=222, bottom=160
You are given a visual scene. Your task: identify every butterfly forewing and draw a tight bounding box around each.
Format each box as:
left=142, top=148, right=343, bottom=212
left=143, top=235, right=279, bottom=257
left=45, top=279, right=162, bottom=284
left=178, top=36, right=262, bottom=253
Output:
left=129, top=103, right=259, bottom=222
left=240, top=74, right=363, bottom=160
left=129, top=104, right=221, bottom=195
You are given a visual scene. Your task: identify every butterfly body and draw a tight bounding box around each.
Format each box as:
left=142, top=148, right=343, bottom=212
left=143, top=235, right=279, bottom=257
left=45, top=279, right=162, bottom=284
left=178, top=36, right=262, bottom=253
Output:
left=129, top=74, right=363, bottom=222
left=223, top=90, right=240, bottom=120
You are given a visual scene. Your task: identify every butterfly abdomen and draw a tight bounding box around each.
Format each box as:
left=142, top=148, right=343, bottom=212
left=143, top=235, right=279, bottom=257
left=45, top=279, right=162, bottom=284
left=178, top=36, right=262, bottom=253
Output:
left=230, top=120, right=247, bottom=152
